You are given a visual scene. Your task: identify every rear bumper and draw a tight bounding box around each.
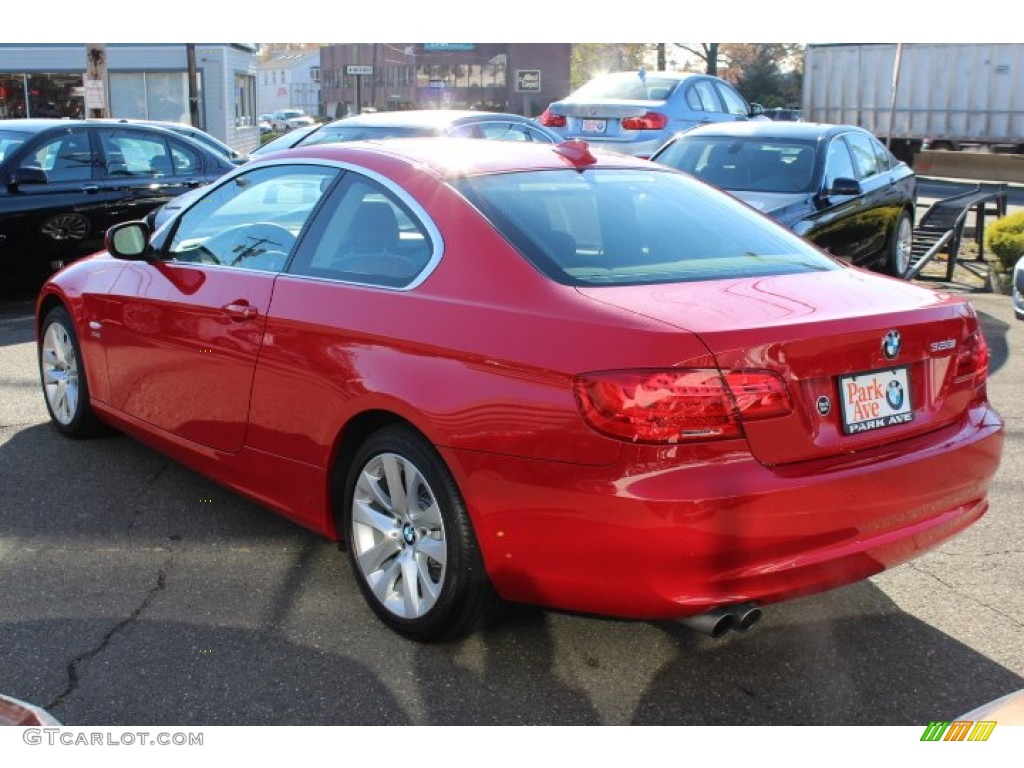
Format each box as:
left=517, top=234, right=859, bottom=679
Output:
left=443, top=404, right=1004, bottom=619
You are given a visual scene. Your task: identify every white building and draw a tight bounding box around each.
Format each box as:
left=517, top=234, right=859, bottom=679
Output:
left=259, top=51, right=320, bottom=117
left=0, top=43, right=261, bottom=154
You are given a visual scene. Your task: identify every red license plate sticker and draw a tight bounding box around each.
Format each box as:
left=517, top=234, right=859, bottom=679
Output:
left=838, top=367, right=914, bottom=435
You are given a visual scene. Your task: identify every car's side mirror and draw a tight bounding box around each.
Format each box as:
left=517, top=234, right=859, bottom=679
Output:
left=825, top=177, right=862, bottom=197
left=106, top=221, right=152, bottom=260
left=6, top=166, right=48, bottom=190
left=748, top=103, right=764, bottom=118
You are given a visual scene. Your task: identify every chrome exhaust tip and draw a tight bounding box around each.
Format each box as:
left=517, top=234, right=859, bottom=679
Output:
left=730, top=603, right=762, bottom=633
left=679, top=607, right=737, bottom=638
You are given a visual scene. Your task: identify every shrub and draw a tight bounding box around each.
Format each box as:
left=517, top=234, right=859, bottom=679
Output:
left=986, top=211, right=1024, bottom=272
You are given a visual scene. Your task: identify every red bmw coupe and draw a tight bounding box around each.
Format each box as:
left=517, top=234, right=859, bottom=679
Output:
left=36, top=139, right=1004, bottom=640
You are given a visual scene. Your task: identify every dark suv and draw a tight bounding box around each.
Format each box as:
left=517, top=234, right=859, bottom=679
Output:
left=0, top=119, right=234, bottom=283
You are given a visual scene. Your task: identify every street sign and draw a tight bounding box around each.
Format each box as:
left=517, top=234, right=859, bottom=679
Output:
left=84, top=79, right=106, bottom=110
left=346, top=65, right=373, bottom=76
left=515, top=70, right=541, bottom=93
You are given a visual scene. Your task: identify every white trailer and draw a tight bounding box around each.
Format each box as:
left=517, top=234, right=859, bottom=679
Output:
left=802, top=43, right=1024, bottom=162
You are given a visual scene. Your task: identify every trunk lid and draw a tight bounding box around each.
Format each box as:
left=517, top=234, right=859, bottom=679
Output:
left=577, top=270, right=981, bottom=465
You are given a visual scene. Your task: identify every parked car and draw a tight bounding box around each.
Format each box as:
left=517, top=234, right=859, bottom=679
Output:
left=0, top=118, right=235, bottom=282
left=270, top=109, right=309, bottom=132
left=102, top=119, right=247, bottom=164
left=250, top=109, right=562, bottom=159
left=252, top=123, right=321, bottom=157
left=38, top=138, right=1003, bottom=641
left=259, top=119, right=273, bottom=136
left=651, top=121, right=918, bottom=277
left=763, top=107, right=803, bottom=122
left=1014, top=255, right=1023, bottom=321
left=539, top=69, right=763, bottom=157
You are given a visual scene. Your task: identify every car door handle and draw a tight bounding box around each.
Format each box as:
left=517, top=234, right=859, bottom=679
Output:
left=80, top=185, right=100, bottom=194
left=221, top=302, right=258, bottom=321
left=185, top=180, right=204, bottom=188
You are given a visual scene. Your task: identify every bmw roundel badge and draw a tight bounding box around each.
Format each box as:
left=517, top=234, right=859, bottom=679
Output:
left=882, top=330, right=901, bottom=360
left=886, top=379, right=905, bottom=410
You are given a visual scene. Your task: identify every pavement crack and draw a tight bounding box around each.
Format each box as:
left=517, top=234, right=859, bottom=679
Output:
left=45, top=565, right=170, bottom=712
left=908, top=562, right=1024, bottom=629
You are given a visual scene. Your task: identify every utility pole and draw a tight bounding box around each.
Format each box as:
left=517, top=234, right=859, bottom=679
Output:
left=84, top=44, right=109, bottom=118
left=657, top=44, right=666, bottom=71
left=186, top=44, right=202, bottom=129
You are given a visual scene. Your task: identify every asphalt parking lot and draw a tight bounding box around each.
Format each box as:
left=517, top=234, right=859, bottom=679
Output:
left=0, top=180, right=1022, bottom=725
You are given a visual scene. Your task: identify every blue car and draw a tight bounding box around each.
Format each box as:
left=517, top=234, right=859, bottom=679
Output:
left=539, top=69, right=763, bottom=157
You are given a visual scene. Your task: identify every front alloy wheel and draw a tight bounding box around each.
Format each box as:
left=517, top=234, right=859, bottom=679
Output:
left=343, top=426, right=500, bottom=640
left=39, top=306, right=103, bottom=437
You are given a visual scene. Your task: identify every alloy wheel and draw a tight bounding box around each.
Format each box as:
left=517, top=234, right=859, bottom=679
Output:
left=41, top=321, right=80, bottom=425
left=350, top=452, right=448, bottom=620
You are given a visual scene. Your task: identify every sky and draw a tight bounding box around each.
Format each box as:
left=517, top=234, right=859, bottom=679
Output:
left=4, top=1, right=1020, bottom=45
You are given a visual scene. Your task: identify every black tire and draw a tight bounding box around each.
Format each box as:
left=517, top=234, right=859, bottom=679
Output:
left=886, top=211, right=913, bottom=278
left=38, top=306, right=105, bottom=438
left=342, top=425, right=500, bottom=641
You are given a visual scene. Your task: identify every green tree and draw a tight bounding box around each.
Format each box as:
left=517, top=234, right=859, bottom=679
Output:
left=720, top=44, right=804, bottom=107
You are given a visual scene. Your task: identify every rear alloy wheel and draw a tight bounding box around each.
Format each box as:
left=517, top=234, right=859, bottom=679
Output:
left=886, top=212, right=913, bottom=278
left=343, top=425, right=499, bottom=641
left=39, top=306, right=103, bottom=437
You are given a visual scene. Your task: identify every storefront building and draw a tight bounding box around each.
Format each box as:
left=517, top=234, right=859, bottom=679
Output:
left=320, top=43, right=571, bottom=118
left=0, top=44, right=260, bottom=153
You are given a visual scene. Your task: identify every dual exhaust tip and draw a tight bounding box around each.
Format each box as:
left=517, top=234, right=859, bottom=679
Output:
left=680, top=603, right=762, bottom=638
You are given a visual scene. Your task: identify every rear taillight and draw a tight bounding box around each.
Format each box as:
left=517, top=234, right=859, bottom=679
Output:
left=538, top=108, right=566, bottom=128
left=573, top=369, right=791, bottom=444
left=954, top=328, right=989, bottom=403
left=620, top=112, right=668, bottom=131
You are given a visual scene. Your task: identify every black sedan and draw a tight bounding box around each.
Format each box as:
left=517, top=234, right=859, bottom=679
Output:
left=651, top=122, right=917, bottom=277
left=0, top=119, right=235, bottom=283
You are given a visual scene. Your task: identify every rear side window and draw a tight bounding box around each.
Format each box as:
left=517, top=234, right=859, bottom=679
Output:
left=169, top=139, right=203, bottom=175
left=289, top=173, right=434, bottom=288
left=453, top=169, right=838, bottom=286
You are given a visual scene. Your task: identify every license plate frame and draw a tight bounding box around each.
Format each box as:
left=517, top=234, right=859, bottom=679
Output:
left=581, top=119, right=606, bottom=134
left=838, top=366, right=915, bottom=435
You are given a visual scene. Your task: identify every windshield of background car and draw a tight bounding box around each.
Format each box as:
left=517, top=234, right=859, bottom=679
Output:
left=655, top=137, right=818, bottom=194
left=301, top=125, right=440, bottom=146
left=453, top=169, right=838, bottom=286
left=0, top=130, right=31, bottom=164
left=571, top=74, right=680, bottom=101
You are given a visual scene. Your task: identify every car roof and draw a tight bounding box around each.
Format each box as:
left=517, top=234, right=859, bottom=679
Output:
left=586, top=70, right=708, bottom=82
left=673, top=121, right=864, bottom=141
left=323, top=110, right=533, bottom=130
left=0, top=118, right=89, bottom=133
left=257, top=136, right=655, bottom=178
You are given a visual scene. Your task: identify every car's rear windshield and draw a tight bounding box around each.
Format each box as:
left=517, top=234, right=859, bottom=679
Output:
left=0, top=130, right=31, bottom=164
left=452, top=168, right=838, bottom=287
left=572, top=74, right=680, bottom=102
left=301, top=125, right=439, bottom=146
left=655, top=137, right=818, bottom=194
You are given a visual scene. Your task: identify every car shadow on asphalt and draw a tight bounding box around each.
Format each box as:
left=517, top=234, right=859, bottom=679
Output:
left=2, top=425, right=1020, bottom=726
left=977, top=307, right=1010, bottom=376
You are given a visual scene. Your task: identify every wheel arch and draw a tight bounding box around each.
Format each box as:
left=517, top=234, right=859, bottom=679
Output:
left=327, top=409, right=432, bottom=540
